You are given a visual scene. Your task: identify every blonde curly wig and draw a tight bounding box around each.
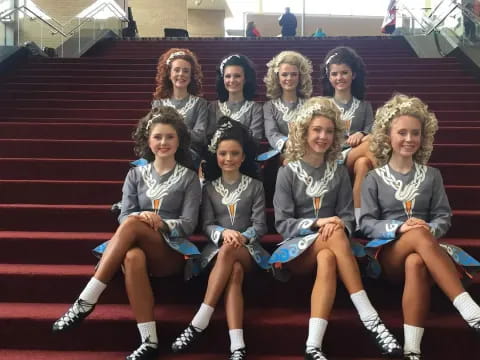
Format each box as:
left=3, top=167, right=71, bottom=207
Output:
left=285, top=97, right=345, bottom=163
left=370, top=94, right=438, bottom=166
left=264, top=51, right=313, bottom=99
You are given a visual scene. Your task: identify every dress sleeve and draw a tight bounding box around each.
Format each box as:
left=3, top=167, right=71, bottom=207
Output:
left=363, top=102, right=374, bottom=134
left=118, top=168, right=141, bottom=223
left=202, top=185, right=226, bottom=246
left=428, top=168, right=452, bottom=238
left=360, top=172, right=404, bottom=239
left=189, top=98, right=209, bottom=150
left=250, top=102, right=265, bottom=141
left=164, top=173, right=202, bottom=238
left=242, top=181, right=267, bottom=244
left=335, top=166, right=355, bottom=237
left=264, top=101, right=287, bottom=152
left=273, top=166, right=317, bottom=239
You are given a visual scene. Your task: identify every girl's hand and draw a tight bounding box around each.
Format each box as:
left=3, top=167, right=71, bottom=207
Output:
left=315, top=216, right=344, bottom=229
left=222, top=229, right=245, bottom=248
left=399, top=219, right=429, bottom=234
left=346, top=132, right=364, bottom=147
left=139, top=211, right=162, bottom=231
left=319, top=222, right=340, bottom=241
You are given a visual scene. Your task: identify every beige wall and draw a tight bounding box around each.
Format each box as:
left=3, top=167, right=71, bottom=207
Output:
left=188, top=9, right=225, bottom=37
left=247, top=13, right=385, bottom=37
left=129, top=0, right=187, bottom=37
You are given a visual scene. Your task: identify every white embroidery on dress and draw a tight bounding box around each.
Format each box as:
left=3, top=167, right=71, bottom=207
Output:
left=140, top=164, right=188, bottom=211
left=212, top=175, right=252, bottom=225
left=272, top=98, right=305, bottom=123
left=218, top=100, right=254, bottom=121
left=334, top=97, right=360, bottom=135
left=375, top=163, right=427, bottom=218
left=288, top=161, right=337, bottom=217
left=275, top=138, right=286, bottom=152
left=161, top=95, right=199, bottom=118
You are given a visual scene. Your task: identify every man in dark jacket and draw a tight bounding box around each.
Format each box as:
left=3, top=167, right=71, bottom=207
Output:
left=279, top=7, right=297, bottom=36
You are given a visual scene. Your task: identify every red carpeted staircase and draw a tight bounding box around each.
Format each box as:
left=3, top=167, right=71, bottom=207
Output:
left=0, top=37, right=479, bottom=359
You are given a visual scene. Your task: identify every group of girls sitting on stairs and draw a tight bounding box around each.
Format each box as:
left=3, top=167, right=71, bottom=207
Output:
left=52, top=46, right=480, bottom=360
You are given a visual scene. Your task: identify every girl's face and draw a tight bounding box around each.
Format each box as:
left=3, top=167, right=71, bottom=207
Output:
left=328, top=63, right=355, bottom=93
left=278, top=63, right=299, bottom=93
left=389, top=115, right=422, bottom=159
left=306, top=115, right=335, bottom=155
left=148, top=123, right=179, bottom=160
left=217, top=139, right=245, bottom=174
left=223, top=65, right=245, bottom=95
left=169, top=58, right=192, bottom=90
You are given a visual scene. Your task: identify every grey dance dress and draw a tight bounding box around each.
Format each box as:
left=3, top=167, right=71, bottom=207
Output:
left=360, top=163, right=480, bottom=279
left=199, top=175, right=271, bottom=270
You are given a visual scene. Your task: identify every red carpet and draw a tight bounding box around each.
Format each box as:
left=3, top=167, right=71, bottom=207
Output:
left=0, top=37, right=479, bottom=359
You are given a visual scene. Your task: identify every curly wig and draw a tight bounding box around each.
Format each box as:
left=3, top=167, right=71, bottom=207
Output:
left=285, top=97, right=345, bottom=163
left=264, top=51, right=313, bottom=99
left=370, top=94, right=438, bottom=166
left=320, top=46, right=367, bottom=100
left=132, top=106, right=194, bottom=170
left=216, top=54, right=257, bottom=102
left=203, top=117, right=260, bottom=181
left=153, top=48, right=203, bottom=99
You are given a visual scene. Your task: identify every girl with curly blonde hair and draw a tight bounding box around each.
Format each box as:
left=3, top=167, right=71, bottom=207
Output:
left=152, top=48, right=209, bottom=162
left=260, top=51, right=312, bottom=159
left=269, top=97, right=401, bottom=360
left=321, top=46, right=376, bottom=225
left=361, top=94, right=480, bottom=360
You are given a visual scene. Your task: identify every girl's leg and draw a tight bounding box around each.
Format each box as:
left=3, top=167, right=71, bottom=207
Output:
left=172, top=245, right=253, bottom=352
left=352, top=156, right=373, bottom=209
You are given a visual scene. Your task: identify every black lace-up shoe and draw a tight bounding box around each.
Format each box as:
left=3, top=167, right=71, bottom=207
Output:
left=404, top=352, right=422, bottom=360
left=363, top=316, right=402, bottom=357
left=304, top=347, right=328, bottom=360
left=229, top=348, right=246, bottom=360
left=52, top=298, right=95, bottom=332
left=126, top=338, right=158, bottom=360
left=470, top=318, right=480, bottom=334
left=171, top=324, right=202, bottom=352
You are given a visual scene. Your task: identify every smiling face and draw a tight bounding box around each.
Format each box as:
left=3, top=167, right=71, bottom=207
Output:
left=328, top=63, right=355, bottom=93
left=223, top=65, right=245, bottom=96
left=278, top=63, right=299, bottom=93
left=148, top=123, right=179, bottom=160
left=216, top=139, right=245, bottom=175
left=169, top=58, right=192, bottom=90
left=305, top=115, right=335, bottom=156
left=389, top=115, right=422, bottom=160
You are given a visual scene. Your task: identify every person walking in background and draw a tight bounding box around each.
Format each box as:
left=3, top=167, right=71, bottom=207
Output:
left=246, top=21, right=260, bottom=37
left=279, top=7, right=297, bottom=36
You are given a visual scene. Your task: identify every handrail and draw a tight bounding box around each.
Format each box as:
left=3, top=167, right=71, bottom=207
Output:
left=397, top=2, right=432, bottom=32
left=425, top=2, right=459, bottom=35
left=64, top=2, right=127, bottom=36
left=0, top=5, right=68, bottom=37
left=0, top=1, right=63, bottom=28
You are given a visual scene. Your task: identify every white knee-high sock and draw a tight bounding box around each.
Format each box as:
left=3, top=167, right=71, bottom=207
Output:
left=79, top=277, right=107, bottom=304
left=354, top=208, right=361, bottom=227
left=350, top=290, right=378, bottom=322
left=191, top=303, right=214, bottom=330
left=229, top=329, right=245, bottom=352
left=306, top=318, right=328, bottom=349
left=403, top=324, right=423, bottom=354
left=137, top=321, right=158, bottom=345
left=453, top=292, right=480, bottom=325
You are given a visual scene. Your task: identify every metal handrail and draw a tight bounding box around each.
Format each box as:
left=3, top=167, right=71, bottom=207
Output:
left=63, top=2, right=127, bottom=36
left=397, top=2, right=432, bottom=32
left=0, top=5, right=68, bottom=37
left=0, top=1, right=63, bottom=28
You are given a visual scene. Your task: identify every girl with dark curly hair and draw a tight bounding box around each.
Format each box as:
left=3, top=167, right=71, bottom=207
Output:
left=209, top=54, right=264, bottom=141
left=152, top=48, right=209, bottom=161
left=52, top=107, right=202, bottom=360
left=321, top=46, right=376, bottom=226
left=171, top=118, right=270, bottom=360
left=361, top=94, right=480, bottom=360
left=269, top=97, right=402, bottom=360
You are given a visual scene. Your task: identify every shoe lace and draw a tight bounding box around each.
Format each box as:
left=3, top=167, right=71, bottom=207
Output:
left=230, top=349, right=246, bottom=360
left=404, top=352, right=421, bottom=360
left=57, top=299, right=93, bottom=326
left=306, top=348, right=327, bottom=360
left=129, top=338, right=157, bottom=360
left=364, top=316, right=400, bottom=351
left=173, top=325, right=197, bottom=346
